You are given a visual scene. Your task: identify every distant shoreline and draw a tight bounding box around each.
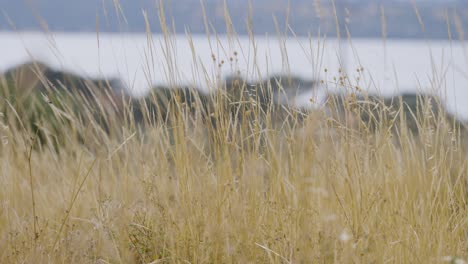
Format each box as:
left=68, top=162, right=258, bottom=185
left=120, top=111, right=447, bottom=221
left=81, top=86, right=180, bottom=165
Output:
left=1, top=32, right=467, bottom=120
left=0, top=30, right=464, bottom=41
left=0, top=31, right=465, bottom=42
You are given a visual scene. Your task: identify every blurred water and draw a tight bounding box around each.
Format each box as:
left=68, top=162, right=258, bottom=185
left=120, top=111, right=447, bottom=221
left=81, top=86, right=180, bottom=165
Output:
left=1, top=32, right=467, bottom=119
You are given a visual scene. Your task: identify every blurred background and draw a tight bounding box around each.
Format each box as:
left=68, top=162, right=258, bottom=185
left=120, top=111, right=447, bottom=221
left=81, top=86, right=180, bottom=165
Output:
left=1, top=0, right=468, bottom=119
left=1, top=0, right=467, bottom=39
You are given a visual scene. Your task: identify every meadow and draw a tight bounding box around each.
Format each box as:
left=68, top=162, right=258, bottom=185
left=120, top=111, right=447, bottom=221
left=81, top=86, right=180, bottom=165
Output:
left=0, top=3, right=467, bottom=263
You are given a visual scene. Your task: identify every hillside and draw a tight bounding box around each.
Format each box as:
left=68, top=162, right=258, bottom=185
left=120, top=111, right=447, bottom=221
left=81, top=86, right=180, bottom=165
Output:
left=1, top=0, right=467, bottom=38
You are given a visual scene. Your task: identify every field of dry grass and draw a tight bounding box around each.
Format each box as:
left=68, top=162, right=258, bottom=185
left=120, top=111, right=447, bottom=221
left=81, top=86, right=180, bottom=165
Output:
left=0, top=3, right=467, bottom=263
left=1, top=71, right=466, bottom=263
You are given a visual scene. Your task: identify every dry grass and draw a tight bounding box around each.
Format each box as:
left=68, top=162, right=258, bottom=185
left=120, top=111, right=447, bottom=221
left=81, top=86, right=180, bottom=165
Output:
left=0, top=2, right=467, bottom=264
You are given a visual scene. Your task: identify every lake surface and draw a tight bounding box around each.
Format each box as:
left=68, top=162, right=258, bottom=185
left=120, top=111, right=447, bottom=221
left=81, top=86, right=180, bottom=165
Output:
left=1, top=32, right=468, bottom=120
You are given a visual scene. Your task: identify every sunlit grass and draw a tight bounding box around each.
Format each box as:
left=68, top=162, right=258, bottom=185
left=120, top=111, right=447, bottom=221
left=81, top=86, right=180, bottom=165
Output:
left=0, top=2, right=467, bottom=263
